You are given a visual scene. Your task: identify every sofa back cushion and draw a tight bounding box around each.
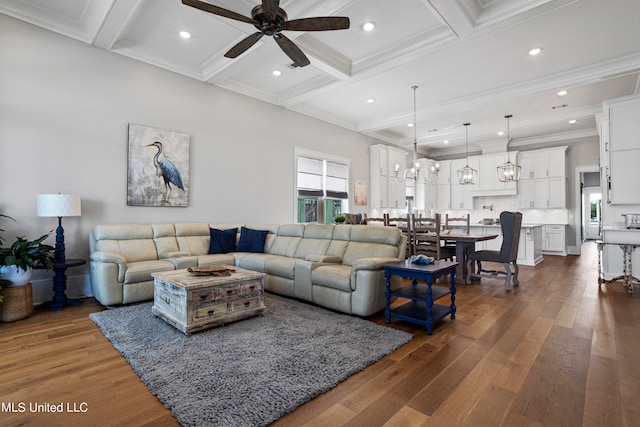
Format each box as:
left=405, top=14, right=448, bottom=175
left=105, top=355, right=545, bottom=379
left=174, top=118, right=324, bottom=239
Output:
left=152, top=223, right=179, bottom=255
left=93, top=224, right=158, bottom=263
left=293, top=224, right=333, bottom=259
left=341, top=225, right=402, bottom=266
left=267, top=224, right=304, bottom=257
left=175, top=222, right=210, bottom=255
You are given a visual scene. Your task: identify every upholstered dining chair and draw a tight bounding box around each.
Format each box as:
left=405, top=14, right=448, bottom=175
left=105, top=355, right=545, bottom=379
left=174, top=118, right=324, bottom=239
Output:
left=466, top=211, right=523, bottom=290
left=411, top=214, right=455, bottom=261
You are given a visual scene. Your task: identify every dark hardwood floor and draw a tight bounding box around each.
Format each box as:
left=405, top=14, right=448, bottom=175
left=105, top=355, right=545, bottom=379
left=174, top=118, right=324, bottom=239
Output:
left=1, top=241, right=638, bottom=426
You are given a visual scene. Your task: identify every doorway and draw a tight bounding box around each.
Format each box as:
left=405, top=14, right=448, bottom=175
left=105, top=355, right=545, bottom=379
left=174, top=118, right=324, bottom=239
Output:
left=583, top=186, right=602, bottom=240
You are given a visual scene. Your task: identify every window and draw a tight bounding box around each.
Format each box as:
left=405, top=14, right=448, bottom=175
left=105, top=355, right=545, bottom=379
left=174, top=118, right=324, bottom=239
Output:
left=295, top=149, right=350, bottom=224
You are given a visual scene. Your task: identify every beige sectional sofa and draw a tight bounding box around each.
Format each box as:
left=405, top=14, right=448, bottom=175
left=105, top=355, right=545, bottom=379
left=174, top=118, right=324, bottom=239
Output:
left=89, top=222, right=407, bottom=316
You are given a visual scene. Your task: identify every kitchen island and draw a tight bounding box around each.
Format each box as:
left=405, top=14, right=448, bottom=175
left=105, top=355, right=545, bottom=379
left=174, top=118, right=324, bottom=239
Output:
left=470, top=224, right=544, bottom=266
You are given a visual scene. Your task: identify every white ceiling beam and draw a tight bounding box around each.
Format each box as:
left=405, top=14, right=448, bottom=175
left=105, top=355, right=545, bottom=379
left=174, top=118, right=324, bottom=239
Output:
left=92, top=0, right=149, bottom=49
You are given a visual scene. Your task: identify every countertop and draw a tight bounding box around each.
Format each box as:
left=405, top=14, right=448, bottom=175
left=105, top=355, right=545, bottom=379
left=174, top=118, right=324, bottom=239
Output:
left=471, top=223, right=545, bottom=228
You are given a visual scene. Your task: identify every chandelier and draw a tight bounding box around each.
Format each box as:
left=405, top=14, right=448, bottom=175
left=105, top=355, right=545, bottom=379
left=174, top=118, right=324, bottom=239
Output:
left=457, top=123, right=477, bottom=185
left=497, top=114, right=521, bottom=182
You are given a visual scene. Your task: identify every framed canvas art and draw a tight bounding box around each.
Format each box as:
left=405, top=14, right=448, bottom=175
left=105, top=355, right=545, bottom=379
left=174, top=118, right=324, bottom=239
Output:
left=354, top=179, right=368, bottom=206
left=127, top=124, right=190, bottom=207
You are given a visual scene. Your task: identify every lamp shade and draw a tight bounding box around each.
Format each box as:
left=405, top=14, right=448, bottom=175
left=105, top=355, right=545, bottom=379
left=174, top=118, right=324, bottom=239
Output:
left=37, top=194, right=81, bottom=217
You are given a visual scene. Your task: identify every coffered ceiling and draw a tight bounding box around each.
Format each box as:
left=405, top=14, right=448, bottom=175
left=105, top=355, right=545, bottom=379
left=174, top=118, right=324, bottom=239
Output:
left=2, top=0, right=639, bottom=157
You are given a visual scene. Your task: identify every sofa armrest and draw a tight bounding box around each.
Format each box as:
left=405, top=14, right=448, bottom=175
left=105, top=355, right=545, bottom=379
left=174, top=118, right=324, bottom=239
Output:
left=305, top=254, right=342, bottom=263
left=90, top=251, right=127, bottom=282
left=351, top=257, right=401, bottom=271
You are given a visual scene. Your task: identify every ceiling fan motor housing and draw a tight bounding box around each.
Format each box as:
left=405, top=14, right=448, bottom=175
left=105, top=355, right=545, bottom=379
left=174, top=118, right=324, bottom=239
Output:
left=251, top=5, right=287, bottom=35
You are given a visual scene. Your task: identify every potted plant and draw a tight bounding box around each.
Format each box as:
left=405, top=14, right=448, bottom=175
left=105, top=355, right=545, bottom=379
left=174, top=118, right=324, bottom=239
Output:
left=0, top=234, right=55, bottom=287
left=334, top=215, right=346, bottom=224
left=0, top=214, right=55, bottom=294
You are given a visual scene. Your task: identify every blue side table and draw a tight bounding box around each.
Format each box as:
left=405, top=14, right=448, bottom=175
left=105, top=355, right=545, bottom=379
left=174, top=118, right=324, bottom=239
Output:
left=383, top=260, right=458, bottom=335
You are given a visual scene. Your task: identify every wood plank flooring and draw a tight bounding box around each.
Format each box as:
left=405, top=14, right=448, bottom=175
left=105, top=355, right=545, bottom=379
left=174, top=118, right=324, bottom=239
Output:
left=1, top=241, right=639, bottom=426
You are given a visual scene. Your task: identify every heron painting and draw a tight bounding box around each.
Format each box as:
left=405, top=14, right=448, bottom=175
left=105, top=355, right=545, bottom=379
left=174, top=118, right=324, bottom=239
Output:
left=127, top=124, right=190, bottom=207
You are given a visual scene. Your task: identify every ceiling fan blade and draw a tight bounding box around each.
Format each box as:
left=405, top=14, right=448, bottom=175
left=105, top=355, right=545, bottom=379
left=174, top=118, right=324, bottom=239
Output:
left=281, top=17, right=350, bottom=32
left=224, top=32, right=264, bottom=58
left=274, top=33, right=310, bottom=67
left=182, top=0, right=256, bottom=25
left=262, top=0, right=280, bottom=21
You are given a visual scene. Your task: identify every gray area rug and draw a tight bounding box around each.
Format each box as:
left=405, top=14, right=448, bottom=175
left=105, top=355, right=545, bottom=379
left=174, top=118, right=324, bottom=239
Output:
left=89, top=293, right=412, bottom=427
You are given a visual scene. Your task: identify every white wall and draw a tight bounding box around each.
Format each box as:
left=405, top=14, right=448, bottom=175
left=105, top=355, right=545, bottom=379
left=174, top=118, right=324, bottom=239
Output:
left=0, top=15, right=380, bottom=302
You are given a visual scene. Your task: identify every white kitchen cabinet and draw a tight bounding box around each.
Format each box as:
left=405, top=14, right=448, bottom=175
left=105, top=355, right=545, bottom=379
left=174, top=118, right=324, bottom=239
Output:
left=518, top=148, right=566, bottom=179
left=370, top=144, right=407, bottom=209
left=603, top=95, right=640, bottom=204
left=517, top=147, right=567, bottom=209
left=519, top=178, right=566, bottom=209
left=437, top=184, right=451, bottom=210
left=543, top=225, right=566, bottom=255
left=436, top=160, right=452, bottom=186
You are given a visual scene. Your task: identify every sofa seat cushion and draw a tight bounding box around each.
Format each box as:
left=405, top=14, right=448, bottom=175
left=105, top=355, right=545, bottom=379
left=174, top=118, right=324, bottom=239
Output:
left=235, top=253, right=277, bottom=273
left=124, top=260, right=176, bottom=284
left=311, top=264, right=352, bottom=292
left=265, top=256, right=296, bottom=279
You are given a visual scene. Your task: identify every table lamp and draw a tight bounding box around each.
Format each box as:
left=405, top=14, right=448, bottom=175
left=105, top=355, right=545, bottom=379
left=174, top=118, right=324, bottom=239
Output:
left=37, top=194, right=81, bottom=264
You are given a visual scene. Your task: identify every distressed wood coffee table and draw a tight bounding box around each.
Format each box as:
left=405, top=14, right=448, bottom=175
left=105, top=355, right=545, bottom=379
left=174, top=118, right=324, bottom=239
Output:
left=151, top=267, right=266, bottom=335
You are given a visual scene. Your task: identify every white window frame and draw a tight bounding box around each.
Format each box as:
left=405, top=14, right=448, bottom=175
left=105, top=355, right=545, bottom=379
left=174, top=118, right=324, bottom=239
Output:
left=293, top=148, right=351, bottom=224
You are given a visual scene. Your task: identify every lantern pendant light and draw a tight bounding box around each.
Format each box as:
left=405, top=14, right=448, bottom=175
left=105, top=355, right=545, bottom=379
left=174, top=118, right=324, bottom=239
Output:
left=497, top=114, right=521, bottom=182
left=457, top=123, right=477, bottom=185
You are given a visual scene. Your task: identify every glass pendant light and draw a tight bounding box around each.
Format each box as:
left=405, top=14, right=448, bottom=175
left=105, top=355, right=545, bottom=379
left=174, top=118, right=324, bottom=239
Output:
left=457, top=123, right=477, bottom=185
left=497, top=114, right=521, bottom=182
left=405, top=85, right=421, bottom=182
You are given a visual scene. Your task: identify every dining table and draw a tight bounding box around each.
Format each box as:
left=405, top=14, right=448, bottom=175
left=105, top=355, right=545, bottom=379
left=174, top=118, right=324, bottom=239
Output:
left=441, top=232, right=499, bottom=284
left=402, top=228, right=499, bottom=284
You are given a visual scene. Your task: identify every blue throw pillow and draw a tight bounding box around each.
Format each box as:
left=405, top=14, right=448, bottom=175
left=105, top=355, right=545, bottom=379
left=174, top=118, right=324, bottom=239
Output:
left=208, top=228, right=238, bottom=254
left=236, top=227, right=269, bottom=253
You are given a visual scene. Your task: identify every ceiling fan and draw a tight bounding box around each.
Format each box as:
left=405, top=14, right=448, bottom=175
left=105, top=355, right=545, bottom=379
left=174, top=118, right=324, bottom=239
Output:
left=182, top=0, right=350, bottom=67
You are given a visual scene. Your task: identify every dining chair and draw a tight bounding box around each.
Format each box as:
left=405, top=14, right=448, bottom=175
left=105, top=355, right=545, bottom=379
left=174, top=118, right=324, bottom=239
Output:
left=364, top=213, right=388, bottom=226
left=411, top=213, right=454, bottom=261
left=387, top=214, right=412, bottom=258
left=344, top=213, right=364, bottom=224
left=466, top=211, right=523, bottom=290
left=443, top=213, right=471, bottom=251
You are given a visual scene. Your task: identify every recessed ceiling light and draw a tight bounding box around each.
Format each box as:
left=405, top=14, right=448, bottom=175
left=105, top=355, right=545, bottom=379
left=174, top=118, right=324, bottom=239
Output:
left=407, top=123, right=414, bottom=127
left=443, top=140, right=449, bottom=144
left=272, top=70, right=282, bottom=76
left=367, top=98, right=375, bottom=104
left=362, top=22, right=375, bottom=31
left=179, top=31, right=191, bottom=39
left=557, top=90, right=568, bottom=96
left=498, top=131, right=504, bottom=136
left=569, top=119, right=577, bottom=124
left=528, top=47, right=542, bottom=56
